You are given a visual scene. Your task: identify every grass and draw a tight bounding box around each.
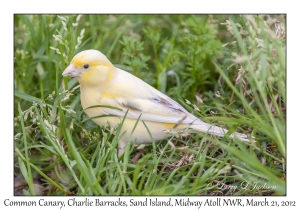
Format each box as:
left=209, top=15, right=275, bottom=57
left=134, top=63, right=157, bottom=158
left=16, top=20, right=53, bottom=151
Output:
left=14, top=14, right=286, bottom=196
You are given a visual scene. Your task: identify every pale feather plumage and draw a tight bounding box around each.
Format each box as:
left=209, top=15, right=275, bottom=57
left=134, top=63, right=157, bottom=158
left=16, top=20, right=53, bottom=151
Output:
left=62, top=49, right=249, bottom=156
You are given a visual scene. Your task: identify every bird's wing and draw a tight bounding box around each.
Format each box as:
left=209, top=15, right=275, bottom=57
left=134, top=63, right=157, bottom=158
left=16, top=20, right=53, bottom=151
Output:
left=100, top=92, right=199, bottom=125
left=90, top=68, right=198, bottom=125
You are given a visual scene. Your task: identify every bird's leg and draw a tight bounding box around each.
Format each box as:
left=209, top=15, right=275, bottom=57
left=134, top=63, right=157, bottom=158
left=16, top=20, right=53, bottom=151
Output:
left=117, top=142, right=127, bottom=157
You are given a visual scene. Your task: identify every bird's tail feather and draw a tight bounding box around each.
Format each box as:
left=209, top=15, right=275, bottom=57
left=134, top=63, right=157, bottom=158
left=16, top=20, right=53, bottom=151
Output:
left=189, top=121, right=250, bottom=142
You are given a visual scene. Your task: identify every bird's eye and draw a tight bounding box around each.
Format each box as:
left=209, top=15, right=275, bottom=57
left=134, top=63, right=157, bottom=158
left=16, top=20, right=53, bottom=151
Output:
left=83, top=64, right=89, bottom=69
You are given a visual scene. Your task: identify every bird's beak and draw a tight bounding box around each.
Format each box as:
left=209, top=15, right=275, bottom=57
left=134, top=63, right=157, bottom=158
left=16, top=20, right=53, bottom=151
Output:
left=62, top=64, right=81, bottom=77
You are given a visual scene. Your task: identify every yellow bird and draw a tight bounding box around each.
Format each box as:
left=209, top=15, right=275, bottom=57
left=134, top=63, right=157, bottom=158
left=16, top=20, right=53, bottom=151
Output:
left=62, top=49, right=249, bottom=156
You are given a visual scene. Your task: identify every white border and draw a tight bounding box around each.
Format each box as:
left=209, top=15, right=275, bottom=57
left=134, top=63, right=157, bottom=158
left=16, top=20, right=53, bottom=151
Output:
left=3, top=0, right=298, bottom=209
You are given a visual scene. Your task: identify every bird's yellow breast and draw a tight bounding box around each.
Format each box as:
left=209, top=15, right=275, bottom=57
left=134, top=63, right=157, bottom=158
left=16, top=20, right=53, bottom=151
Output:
left=80, top=87, right=100, bottom=109
left=79, top=85, right=122, bottom=121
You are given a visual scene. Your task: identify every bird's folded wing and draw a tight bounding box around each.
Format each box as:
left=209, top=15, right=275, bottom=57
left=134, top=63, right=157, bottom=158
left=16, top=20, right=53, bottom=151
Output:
left=99, top=94, right=199, bottom=125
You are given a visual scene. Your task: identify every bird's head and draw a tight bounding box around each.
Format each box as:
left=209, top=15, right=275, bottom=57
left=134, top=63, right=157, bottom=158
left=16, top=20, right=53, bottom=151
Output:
left=62, top=49, right=116, bottom=87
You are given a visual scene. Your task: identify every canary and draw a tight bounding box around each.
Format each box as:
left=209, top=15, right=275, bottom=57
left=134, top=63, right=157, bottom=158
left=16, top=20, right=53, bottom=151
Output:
left=62, top=49, right=249, bottom=156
